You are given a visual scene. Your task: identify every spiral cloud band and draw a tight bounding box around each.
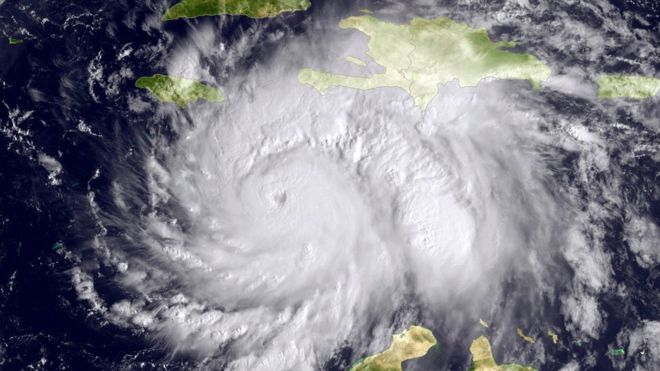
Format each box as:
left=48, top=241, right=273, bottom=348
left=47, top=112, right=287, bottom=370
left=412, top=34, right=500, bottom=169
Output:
left=65, top=4, right=652, bottom=369
left=96, top=69, right=569, bottom=369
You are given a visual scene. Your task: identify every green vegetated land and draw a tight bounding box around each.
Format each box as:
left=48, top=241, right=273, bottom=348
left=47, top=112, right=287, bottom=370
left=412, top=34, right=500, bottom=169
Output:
left=299, top=15, right=551, bottom=109
left=135, top=74, right=224, bottom=107
left=350, top=325, right=437, bottom=371
left=349, top=327, right=536, bottom=371
left=346, top=55, right=367, bottom=67
left=597, top=74, right=660, bottom=99
left=8, top=37, right=23, bottom=45
left=469, top=336, right=537, bottom=371
left=162, top=0, right=311, bottom=20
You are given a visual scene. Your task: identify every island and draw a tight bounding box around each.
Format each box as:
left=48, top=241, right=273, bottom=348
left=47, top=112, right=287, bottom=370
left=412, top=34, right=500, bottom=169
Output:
left=350, top=325, right=437, bottom=371
left=609, top=348, right=625, bottom=357
left=597, top=74, right=660, bottom=99
left=8, top=37, right=23, bottom=45
left=469, top=336, right=536, bottom=371
left=299, top=15, right=551, bottom=109
left=516, top=328, right=535, bottom=344
left=346, top=55, right=367, bottom=67
left=135, top=74, right=224, bottom=107
left=162, top=0, right=311, bottom=20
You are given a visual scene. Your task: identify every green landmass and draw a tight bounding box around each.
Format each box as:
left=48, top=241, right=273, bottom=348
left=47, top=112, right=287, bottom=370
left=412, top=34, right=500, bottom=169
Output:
left=299, top=15, right=551, bottom=109
left=469, top=336, right=537, bottom=371
left=350, top=325, right=437, bottom=371
left=346, top=55, right=367, bottom=66
left=162, top=0, right=311, bottom=20
left=609, top=348, right=625, bottom=357
left=516, top=328, right=535, bottom=344
left=597, top=74, right=660, bottom=99
left=135, top=74, right=224, bottom=107
left=8, top=37, right=23, bottom=45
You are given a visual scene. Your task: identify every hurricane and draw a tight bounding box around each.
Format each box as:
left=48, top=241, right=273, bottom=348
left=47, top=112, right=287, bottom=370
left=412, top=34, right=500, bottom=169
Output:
left=79, top=32, right=595, bottom=369
left=1, top=0, right=658, bottom=370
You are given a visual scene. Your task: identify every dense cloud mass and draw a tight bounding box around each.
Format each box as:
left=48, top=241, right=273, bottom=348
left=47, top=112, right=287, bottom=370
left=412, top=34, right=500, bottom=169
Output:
left=114, top=81, right=570, bottom=368
left=71, top=2, right=657, bottom=369
left=1, top=0, right=658, bottom=370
